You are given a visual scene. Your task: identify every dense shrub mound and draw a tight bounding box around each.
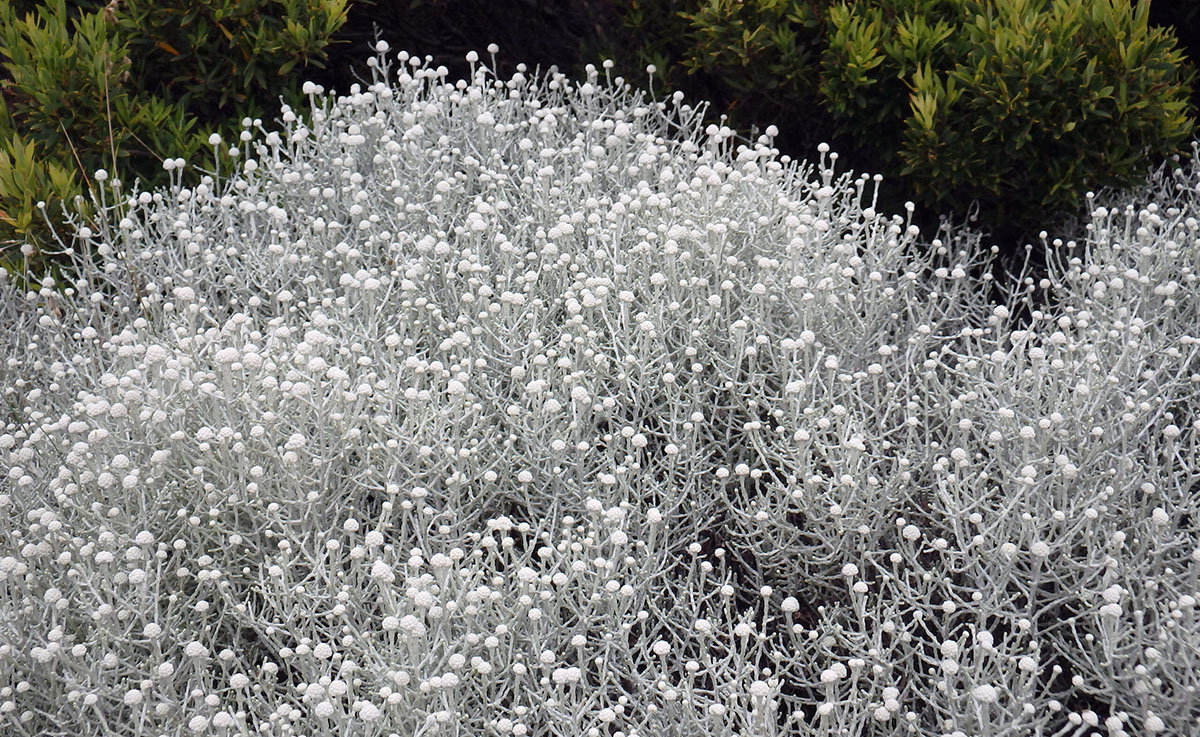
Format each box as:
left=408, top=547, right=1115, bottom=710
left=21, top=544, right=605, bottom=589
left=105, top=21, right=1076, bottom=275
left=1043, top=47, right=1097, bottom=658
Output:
left=1, top=43, right=1199, bottom=737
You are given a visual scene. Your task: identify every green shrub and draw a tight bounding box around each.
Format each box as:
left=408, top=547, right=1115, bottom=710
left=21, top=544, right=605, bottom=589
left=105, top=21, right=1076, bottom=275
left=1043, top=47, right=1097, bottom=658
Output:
left=667, top=0, right=824, bottom=109
left=594, top=0, right=1197, bottom=254
left=0, top=0, right=372, bottom=285
left=584, top=0, right=831, bottom=148
left=1150, top=0, right=1200, bottom=112
left=821, top=0, right=1197, bottom=241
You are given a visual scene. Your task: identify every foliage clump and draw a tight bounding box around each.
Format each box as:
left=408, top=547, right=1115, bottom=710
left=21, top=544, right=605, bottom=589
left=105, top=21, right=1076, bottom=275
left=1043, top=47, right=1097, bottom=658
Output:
left=1, top=42, right=1199, bottom=737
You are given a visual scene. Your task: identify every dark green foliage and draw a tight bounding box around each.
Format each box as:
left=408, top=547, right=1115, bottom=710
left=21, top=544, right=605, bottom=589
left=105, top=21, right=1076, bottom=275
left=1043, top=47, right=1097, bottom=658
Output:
left=1150, top=0, right=1200, bottom=110
left=301, top=0, right=627, bottom=113
left=663, top=0, right=824, bottom=105
left=584, top=1, right=841, bottom=154
left=822, top=0, right=1196, bottom=242
left=0, top=0, right=372, bottom=284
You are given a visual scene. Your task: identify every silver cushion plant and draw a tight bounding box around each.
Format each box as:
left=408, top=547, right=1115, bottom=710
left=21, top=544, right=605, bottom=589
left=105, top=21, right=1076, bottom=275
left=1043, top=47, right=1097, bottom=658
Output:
left=1, top=39, right=1198, bottom=737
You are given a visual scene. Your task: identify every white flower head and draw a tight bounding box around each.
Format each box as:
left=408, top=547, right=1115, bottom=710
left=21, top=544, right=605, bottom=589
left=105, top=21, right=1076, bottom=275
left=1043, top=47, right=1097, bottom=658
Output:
left=358, top=701, right=382, bottom=721
left=971, top=684, right=999, bottom=704
left=184, top=641, right=208, bottom=659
